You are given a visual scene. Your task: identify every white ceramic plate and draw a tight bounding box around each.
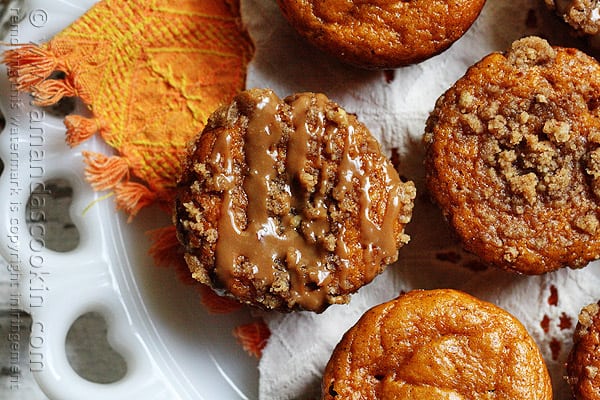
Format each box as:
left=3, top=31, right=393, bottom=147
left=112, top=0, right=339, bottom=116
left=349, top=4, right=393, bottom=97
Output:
left=0, top=1, right=259, bottom=399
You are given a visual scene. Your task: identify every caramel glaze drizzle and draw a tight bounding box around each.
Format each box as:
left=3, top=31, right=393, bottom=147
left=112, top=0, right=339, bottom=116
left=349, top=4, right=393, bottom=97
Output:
left=211, top=91, right=404, bottom=311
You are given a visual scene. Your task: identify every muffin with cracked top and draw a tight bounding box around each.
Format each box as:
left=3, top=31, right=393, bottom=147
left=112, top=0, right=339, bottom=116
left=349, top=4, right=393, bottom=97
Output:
left=322, top=289, right=552, bottom=399
left=276, top=0, right=487, bottom=69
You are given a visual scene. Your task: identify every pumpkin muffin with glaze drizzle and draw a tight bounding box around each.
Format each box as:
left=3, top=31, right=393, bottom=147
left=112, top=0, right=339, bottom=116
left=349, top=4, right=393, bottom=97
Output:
left=174, top=88, right=416, bottom=312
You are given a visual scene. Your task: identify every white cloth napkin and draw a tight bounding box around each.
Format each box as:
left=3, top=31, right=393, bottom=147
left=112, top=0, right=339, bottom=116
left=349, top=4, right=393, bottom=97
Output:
left=241, top=0, right=600, bottom=398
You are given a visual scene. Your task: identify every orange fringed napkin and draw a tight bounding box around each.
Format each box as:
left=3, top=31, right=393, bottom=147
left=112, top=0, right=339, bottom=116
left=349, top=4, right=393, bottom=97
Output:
left=3, top=0, right=269, bottom=357
left=5, top=0, right=251, bottom=216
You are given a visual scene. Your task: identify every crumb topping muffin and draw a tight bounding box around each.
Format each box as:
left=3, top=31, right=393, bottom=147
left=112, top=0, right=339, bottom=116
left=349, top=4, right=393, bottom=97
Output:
left=544, top=0, right=600, bottom=35
left=174, top=88, right=416, bottom=312
left=424, top=36, right=600, bottom=274
left=567, top=301, right=600, bottom=399
left=322, top=289, right=553, bottom=399
left=276, top=0, right=487, bottom=69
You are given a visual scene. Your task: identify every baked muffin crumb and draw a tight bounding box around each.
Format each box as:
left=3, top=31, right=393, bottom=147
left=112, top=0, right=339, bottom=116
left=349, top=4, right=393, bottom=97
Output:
left=424, top=36, right=600, bottom=274
left=545, top=0, right=600, bottom=35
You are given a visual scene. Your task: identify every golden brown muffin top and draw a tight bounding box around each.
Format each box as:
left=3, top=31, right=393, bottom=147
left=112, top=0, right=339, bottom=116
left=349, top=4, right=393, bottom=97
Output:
left=567, top=301, right=600, bottom=399
left=322, top=289, right=553, bottom=400
left=175, top=89, right=415, bottom=312
left=276, top=0, right=487, bottom=69
left=424, top=36, right=600, bottom=274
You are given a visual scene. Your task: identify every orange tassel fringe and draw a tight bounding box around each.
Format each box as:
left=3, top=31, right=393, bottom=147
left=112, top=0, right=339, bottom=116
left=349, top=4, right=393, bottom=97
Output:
left=147, top=226, right=199, bottom=285
left=174, top=264, right=198, bottom=286
left=147, top=226, right=185, bottom=269
left=233, top=320, right=271, bottom=358
left=2, top=44, right=61, bottom=90
left=82, top=151, right=130, bottom=191
left=114, top=181, right=157, bottom=219
left=31, top=78, right=76, bottom=106
left=198, top=285, right=243, bottom=314
left=65, top=115, right=100, bottom=147
left=83, top=152, right=158, bottom=221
